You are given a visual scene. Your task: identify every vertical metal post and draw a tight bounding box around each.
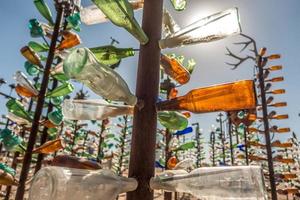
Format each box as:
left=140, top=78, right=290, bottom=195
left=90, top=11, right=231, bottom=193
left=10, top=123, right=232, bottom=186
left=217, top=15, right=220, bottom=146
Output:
left=127, top=0, right=163, bottom=199
left=218, top=113, right=226, bottom=165
left=244, top=125, right=249, bottom=165
left=192, top=123, right=201, bottom=167
left=15, top=4, right=64, bottom=199
left=211, top=131, right=216, bottom=166
left=227, top=113, right=234, bottom=165
left=97, top=120, right=106, bottom=163
left=257, top=53, right=277, bottom=200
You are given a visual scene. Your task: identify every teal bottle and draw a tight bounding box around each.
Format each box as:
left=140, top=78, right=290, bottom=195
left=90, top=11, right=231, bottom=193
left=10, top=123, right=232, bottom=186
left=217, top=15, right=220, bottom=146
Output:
left=34, top=0, right=54, bottom=25
left=0, top=163, right=16, bottom=176
left=6, top=99, right=32, bottom=122
left=0, top=129, right=25, bottom=152
left=48, top=109, right=63, bottom=126
left=92, top=0, right=148, bottom=44
left=50, top=96, right=64, bottom=106
left=158, top=111, right=188, bottom=131
left=63, top=48, right=137, bottom=105
left=46, top=82, right=74, bottom=97
left=29, top=19, right=45, bottom=38
left=89, top=45, right=135, bottom=66
left=24, top=61, right=39, bottom=76
left=66, top=12, right=81, bottom=32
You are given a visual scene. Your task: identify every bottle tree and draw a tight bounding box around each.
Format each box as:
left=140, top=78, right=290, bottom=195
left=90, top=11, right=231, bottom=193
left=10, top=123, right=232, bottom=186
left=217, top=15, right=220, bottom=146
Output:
left=226, top=33, right=292, bottom=200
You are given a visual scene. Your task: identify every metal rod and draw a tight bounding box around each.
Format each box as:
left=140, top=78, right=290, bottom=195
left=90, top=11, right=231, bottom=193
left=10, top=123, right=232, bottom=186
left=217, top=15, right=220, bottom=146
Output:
left=244, top=125, right=249, bottom=165
left=192, top=122, right=201, bottom=167
left=97, top=120, right=106, bottom=163
left=15, top=5, right=64, bottom=199
left=257, top=53, right=277, bottom=200
left=127, top=0, right=163, bottom=199
left=227, top=113, right=234, bottom=165
left=218, top=113, right=226, bottom=165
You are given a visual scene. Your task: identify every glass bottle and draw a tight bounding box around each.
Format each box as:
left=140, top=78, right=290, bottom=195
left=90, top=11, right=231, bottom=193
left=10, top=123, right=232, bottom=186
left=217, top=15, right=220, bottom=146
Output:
left=33, top=139, right=65, bottom=154
left=268, top=89, right=285, bottom=94
left=66, top=12, right=81, bottom=32
left=150, top=166, right=268, bottom=200
left=271, top=114, right=289, bottom=120
left=158, top=111, right=188, bottom=131
left=167, top=156, right=178, bottom=169
left=63, top=48, right=137, bottom=105
left=15, top=84, right=37, bottom=98
left=157, top=80, right=256, bottom=113
left=265, top=77, right=284, bottom=83
left=34, top=0, right=54, bottom=25
left=24, top=61, right=39, bottom=76
left=175, top=141, right=195, bottom=151
left=7, top=112, right=30, bottom=125
left=6, top=99, right=32, bottom=122
left=62, top=99, right=133, bottom=120
left=174, top=126, right=193, bottom=136
left=29, top=166, right=138, bottom=200
left=170, top=0, right=187, bottom=11
left=0, top=169, right=18, bottom=186
left=89, top=45, right=135, bottom=66
left=48, top=109, right=63, bottom=125
left=29, top=19, right=45, bottom=38
left=0, top=129, right=25, bottom=152
left=80, top=0, right=143, bottom=25
left=20, top=46, right=42, bottom=67
left=268, top=65, right=282, bottom=71
left=46, top=82, right=74, bottom=98
left=0, top=163, right=16, bottom=176
left=269, top=102, right=287, bottom=107
left=49, top=155, right=102, bottom=170
left=162, top=9, right=181, bottom=41
left=57, top=31, right=81, bottom=50
left=91, top=0, right=148, bottom=44
left=160, top=54, right=190, bottom=84
left=271, top=140, right=292, bottom=148
left=28, top=41, right=49, bottom=52
left=14, top=71, right=38, bottom=96
left=159, top=8, right=241, bottom=49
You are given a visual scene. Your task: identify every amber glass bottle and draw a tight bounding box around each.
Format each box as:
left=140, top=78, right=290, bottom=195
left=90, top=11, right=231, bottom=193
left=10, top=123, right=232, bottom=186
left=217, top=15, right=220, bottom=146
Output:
left=157, top=80, right=256, bottom=113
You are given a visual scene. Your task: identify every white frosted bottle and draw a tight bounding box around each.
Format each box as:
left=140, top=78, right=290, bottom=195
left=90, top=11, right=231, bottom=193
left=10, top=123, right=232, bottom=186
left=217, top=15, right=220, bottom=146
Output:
left=29, top=167, right=138, bottom=200
left=150, top=166, right=268, bottom=200
left=63, top=48, right=137, bottom=105
left=62, top=99, right=134, bottom=120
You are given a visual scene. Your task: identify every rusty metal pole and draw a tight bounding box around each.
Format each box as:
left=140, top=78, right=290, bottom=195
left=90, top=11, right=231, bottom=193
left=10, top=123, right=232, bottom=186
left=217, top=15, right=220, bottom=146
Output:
left=127, top=0, right=163, bottom=199
left=244, top=125, right=249, bottom=165
left=227, top=113, right=234, bottom=165
left=15, top=4, right=64, bottom=199
left=257, top=53, right=278, bottom=200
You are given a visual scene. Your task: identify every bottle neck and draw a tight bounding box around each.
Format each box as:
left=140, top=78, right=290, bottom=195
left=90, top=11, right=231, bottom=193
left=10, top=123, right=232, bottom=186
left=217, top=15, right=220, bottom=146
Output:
left=156, top=97, right=184, bottom=111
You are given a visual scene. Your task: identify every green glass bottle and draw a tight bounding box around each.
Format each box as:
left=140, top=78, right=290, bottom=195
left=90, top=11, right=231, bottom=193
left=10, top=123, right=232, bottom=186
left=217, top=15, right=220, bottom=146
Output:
left=158, top=111, right=188, bottom=131
left=48, top=109, right=63, bottom=126
left=6, top=99, right=32, bottom=122
left=46, top=82, right=74, bottom=97
left=175, top=141, right=195, bottom=151
left=89, top=45, right=135, bottom=66
left=28, top=41, right=49, bottom=52
left=29, top=19, right=45, bottom=38
left=170, top=0, right=187, bottom=11
left=0, top=129, right=25, bottom=152
left=52, top=73, right=70, bottom=82
left=34, top=0, right=54, bottom=25
left=50, top=96, right=64, bottom=106
left=63, top=48, right=137, bottom=105
left=66, top=12, right=81, bottom=32
left=0, top=163, right=16, bottom=176
left=24, top=61, right=39, bottom=76
left=92, top=0, right=148, bottom=44
left=47, top=127, right=58, bottom=135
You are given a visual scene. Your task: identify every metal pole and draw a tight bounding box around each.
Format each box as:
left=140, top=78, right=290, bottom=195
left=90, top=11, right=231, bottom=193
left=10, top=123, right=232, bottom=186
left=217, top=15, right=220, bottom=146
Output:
left=192, top=123, right=201, bottom=167
left=257, top=53, right=277, bottom=200
left=97, top=120, right=106, bottom=163
left=15, top=4, right=64, bottom=199
left=227, top=113, right=234, bottom=165
left=211, top=131, right=216, bottom=166
left=218, top=113, right=226, bottom=165
left=127, top=0, right=163, bottom=199
left=244, top=125, right=249, bottom=165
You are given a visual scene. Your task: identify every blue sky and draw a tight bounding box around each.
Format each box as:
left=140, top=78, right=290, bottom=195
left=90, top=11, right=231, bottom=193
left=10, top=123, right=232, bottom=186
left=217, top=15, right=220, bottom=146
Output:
left=0, top=0, right=299, bottom=143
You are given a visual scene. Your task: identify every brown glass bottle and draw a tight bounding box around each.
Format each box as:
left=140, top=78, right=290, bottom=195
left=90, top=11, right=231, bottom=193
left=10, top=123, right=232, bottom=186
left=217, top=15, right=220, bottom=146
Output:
left=57, top=31, right=81, bottom=50
left=157, top=80, right=256, bottom=113
left=33, top=138, right=65, bottom=154
left=20, top=46, right=42, bottom=66
left=160, top=54, right=190, bottom=85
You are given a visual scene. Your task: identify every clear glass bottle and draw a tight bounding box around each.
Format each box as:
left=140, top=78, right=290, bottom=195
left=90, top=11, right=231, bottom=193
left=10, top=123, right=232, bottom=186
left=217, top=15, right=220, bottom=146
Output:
left=91, top=0, right=148, bottom=44
left=29, top=166, right=138, bottom=200
left=159, top=8, right=241, bottom=49
left=80, top=0, right=144, bottom=25
left=158, top=111, right=188, bottom=131
left=63, top=48, right=137, bottom=105
left=150, top=166, right=268, bottom=200
left=162, top=9, right=181, bottom=38
left=62, top=99, right=133, bottom=120
left=14, top=71, right=38, bottom=96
